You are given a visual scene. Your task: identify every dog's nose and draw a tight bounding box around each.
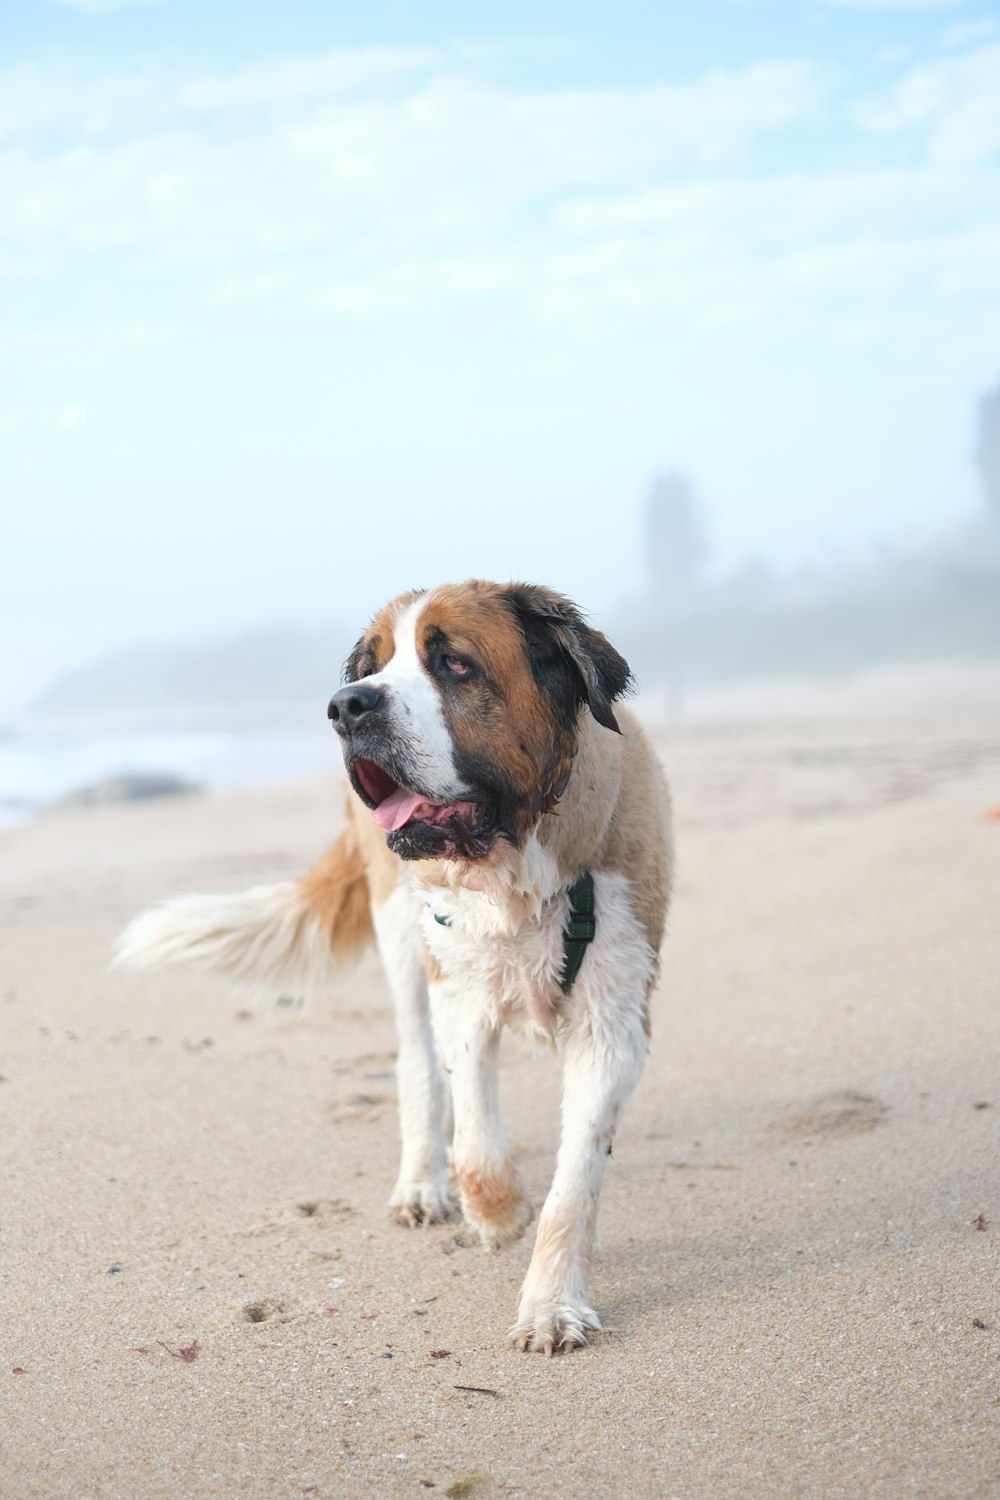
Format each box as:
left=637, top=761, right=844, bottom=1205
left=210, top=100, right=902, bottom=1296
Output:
left=328, top=681, right=385, bottom=734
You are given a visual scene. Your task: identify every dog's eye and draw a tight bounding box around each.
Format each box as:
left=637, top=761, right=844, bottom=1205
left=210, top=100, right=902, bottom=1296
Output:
left=443, top=654, right=471, bottom=678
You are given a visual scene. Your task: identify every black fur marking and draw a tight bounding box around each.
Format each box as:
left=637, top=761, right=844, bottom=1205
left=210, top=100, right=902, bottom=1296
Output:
left=344, top=632, right=378, bottom=683
left=387, top=810, right=498, bottom=862
left=447, top=739, right=538, bottom=846
left=501, top=583, right=633, bottom=734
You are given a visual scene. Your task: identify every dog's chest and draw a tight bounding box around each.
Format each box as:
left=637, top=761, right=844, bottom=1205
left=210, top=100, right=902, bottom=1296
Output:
left=419, top=887, right=567, bottom=1034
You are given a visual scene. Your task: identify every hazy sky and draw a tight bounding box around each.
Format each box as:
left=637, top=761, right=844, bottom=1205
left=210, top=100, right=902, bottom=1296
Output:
left=3, top=0, right=999, bottom=718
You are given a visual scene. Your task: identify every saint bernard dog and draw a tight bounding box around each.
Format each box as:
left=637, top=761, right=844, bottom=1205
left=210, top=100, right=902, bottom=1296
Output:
left=116, top=580, right=672, bottom=1354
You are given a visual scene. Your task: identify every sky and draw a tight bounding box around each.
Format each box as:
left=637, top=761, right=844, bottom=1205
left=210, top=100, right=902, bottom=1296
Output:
left=2, top=0, right=1000, bottom=719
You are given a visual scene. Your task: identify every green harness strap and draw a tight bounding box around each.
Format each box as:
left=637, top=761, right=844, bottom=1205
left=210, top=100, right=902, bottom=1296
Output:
left=557, top=871, right=596, bottom=995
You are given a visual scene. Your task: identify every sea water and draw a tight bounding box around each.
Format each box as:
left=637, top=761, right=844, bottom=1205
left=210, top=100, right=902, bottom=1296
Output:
left=0, top=726, right=340, bottom=828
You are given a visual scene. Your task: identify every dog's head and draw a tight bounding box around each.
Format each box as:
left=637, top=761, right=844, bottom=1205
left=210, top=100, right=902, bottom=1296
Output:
left=328, top=580, right=632, bottom=862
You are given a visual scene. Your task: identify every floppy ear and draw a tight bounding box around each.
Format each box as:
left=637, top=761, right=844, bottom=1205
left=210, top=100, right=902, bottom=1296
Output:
left=502, top=583, right=633, bottom=734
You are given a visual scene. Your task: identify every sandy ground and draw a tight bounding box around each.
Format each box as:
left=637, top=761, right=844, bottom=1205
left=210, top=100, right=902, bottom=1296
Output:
left=2, top=709, right=999, bottom=1499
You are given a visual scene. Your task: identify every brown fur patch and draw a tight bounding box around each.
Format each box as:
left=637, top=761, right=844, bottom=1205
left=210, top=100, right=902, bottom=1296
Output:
left=596, top=707, right=671, bottom=975
left=417, top=582, right=579, bottom=838
left=458, top=1162, right=527, bottom=1234
left=299, top=816, right=375, bottom=963
left=537, top=705, right=671, bottom=1033
left=346, top=590, right=424, bottom=681
left=348, top=794, right=400, bottom=906
left=614, top=777, right=669, bottom=1032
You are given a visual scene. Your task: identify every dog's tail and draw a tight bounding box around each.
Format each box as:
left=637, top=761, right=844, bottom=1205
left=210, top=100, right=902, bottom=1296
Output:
left=113, top=820, right=374, bottom=998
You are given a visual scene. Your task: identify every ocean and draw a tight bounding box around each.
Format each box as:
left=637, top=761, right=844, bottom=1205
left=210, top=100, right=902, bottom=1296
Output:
left=0, top=726, right=341, bottom=829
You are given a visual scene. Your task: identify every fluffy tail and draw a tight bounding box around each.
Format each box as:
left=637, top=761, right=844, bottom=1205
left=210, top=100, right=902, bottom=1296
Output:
left=113, top=823, right=374, bottom=998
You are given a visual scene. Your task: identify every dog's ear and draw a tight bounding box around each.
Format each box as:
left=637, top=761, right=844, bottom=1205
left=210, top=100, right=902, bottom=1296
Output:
left=502, top=583, right=633, bottom=734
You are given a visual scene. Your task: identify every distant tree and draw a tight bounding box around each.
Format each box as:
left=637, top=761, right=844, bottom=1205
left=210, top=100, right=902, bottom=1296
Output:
left=975, top=377, right=1000, bottom=521
left=643, top=471, right=709, bottom=606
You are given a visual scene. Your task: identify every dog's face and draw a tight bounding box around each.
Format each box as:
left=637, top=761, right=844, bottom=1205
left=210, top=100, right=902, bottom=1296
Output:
left=328, top=580, right=632, bottom=861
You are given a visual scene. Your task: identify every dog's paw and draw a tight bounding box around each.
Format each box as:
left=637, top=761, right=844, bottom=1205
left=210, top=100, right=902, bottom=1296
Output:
left=388, top=1176, right=456, bottom=1227
left=511, top=1299, right=601, bottom=1355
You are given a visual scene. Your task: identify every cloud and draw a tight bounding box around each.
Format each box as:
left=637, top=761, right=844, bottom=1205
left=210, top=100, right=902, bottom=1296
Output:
left=0, top=321, right=172, bottom=373
left=0, top=39, right=997, bottom=359
left=209, top=271, right=286, bottom=305
left=853, top=43, right=1000, bottom=161
left=942, top=17, right=998, bottom=46
left=55, top=402, right=86, bottom=429
left=818, top=0, right=964, bottom=10
left=0, top=54, right=827, bottom=272
left=50, top=0, right=162, bottom=13
left=0, top=48, right=436, bottom=142
left=0, top=402, right=30, bottom=435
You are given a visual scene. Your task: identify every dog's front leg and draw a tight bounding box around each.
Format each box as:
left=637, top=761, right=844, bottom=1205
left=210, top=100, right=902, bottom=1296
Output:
left=371, top=885, right=453, bottom=1225
left=513, top=994, right=647, bottom=1354
left=429, top=981, right=532, bottom=1251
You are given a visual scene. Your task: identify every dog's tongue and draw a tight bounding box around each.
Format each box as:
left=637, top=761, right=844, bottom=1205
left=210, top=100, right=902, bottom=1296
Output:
left=370, top=787, right=429, bottom=831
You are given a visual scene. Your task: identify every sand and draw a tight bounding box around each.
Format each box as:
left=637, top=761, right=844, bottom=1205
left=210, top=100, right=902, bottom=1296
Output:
left=2, top=709, right=999, bottom=1499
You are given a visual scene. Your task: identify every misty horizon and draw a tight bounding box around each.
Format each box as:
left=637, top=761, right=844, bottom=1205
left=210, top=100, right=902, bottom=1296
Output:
left=4, top=0, right=1000, bottom=723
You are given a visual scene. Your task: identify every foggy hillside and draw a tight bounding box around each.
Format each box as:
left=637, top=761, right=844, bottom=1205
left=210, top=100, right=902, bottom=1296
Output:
left=22, top=624, right=355, bottom=734
left=18, top=538, right=999, bottom=735
left=17, top=383, right=1000, bottom=735
left=615, top=472, right=1000, bottom=701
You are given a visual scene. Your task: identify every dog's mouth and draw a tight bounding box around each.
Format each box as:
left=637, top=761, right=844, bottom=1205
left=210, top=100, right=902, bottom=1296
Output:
left=350, top=757, right=494, bottom=860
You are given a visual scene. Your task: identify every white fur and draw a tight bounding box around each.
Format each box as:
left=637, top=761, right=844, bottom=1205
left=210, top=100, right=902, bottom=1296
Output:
left=112, top=883, right=336, bottom=999
left=429, top=828, right=564, bottom=940
left=428, top=975, right=531, bottom=1249
left=363, top=595, right=473, bottom=802
left=371, top=881, right=453, bottom=1224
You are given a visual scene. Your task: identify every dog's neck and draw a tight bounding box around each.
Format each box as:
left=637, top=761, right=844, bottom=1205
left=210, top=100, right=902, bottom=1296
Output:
left=412, top=711, right=624, bottom=933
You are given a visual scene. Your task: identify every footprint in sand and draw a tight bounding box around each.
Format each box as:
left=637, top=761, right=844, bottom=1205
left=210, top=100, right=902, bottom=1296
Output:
left=769, top=1088, right=889, bottom=1141
left=236, top=1197, right=356, bottom=1240
left=241, top=1297, right=292, bottom=1324
left=328, top=1092, right=391, bottom=1124
left=289, top=1197, right=355, bottom=1221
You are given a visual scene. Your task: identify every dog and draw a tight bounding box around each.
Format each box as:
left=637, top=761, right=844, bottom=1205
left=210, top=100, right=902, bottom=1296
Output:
left=116, top=580, right=672, bottom=1353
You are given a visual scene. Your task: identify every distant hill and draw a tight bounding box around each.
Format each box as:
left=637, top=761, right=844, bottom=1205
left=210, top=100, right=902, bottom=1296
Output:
left=616, top=568, right=1000, bottom=698
left=18, top=536, right=1000, bottom=736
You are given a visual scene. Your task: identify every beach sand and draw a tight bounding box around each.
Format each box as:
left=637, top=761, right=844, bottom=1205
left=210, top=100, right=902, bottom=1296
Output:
left=2, top=707, right=999, bottom=1499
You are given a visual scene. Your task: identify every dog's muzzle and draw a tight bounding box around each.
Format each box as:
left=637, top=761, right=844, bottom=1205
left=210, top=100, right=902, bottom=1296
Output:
left=328, top=682, right=385, bottom=739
